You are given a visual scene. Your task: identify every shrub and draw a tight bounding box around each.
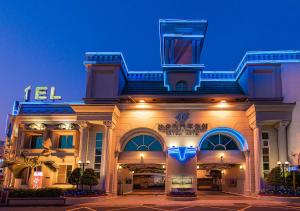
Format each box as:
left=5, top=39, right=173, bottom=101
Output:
left=9, top=188, right=63, bottom=198
left=68, top=168, right=81, bottom=189
left=81, top=168, right=98, bottom=190
left=63, top=189, right=105, bottom=197
left=266, top=167, right=282, bottom=190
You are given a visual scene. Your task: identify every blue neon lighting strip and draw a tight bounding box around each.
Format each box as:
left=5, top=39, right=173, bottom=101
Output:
left=168, top=146, right=197, bottom=162
left=84, top=52, right=129, bottom=74
left=199, top=127, right=248, bottom=151
left=235, top=50, right=300, bottom=80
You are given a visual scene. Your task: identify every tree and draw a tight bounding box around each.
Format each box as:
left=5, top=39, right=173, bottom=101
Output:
left=81, top=168, right=98, bottom=190
left=68, top=168, right=81, bottom=189
left=266, top=167, right=282, bottom=190
left=3, top=152, right=57, bottom=186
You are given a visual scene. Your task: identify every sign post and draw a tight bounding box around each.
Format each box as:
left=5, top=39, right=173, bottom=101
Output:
left=288, top=165, right=299, bottom=191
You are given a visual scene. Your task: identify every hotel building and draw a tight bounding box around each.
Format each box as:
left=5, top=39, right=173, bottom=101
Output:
left=3, top=19, right=300, bottom=196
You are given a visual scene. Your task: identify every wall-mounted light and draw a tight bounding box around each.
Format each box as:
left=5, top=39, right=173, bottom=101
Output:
left=118, top=165, right=122, bottom=169
left=140, top=153, right=144, bottom=158
left=135, top=101, right=151, bottom=109
left=58, top=123, right=74, bottom=130
left=132, top=171, right=135, bottom=174
left=239, top=164, right=244, bottom=170
left=214, top=100, right=230, bottom=109
left=29, top=123, right=46, bottom=131
left=220, top=153, right=224, bottom=160
left=197, top=165, right=200, bottom=169
left=221, top=169, right=226, bottom=174
left=162, top=165, right=165, bottom=169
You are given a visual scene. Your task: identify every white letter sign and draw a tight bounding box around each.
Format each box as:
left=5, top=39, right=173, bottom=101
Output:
left=35, top=87, right=48, bottom=100
left=49, top=86, right=62, bottom=100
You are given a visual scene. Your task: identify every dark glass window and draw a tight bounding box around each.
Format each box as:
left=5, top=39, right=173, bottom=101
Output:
left=262, top=148, right=269, bottom=155
left=124, top=135, right=163, bottom=151
left=263, top=141, right=269, bottom=147
left=59, top=135, right=73, bottom=148
left=175, top=80, right=188, bottom=91
left=263, top=163, right=270, bottom=170
left=262, top=132, right=269, bottom=140
left=263, top=156, right=269, bottom=162
left=30, top=135, right=43, bottom=149
left=200, top=134, right=239, bottom=150
left=94, top=132, right=103, bottom=177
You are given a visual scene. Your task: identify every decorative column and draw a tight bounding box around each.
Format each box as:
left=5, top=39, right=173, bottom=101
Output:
left=252, top=123, right=263, bottom=194
left=78, top=121, right=89, bottom=163
left=244, top=150, right=252, bottom=195
left=102, top=120, right=114, bottom=193
left=275, top=121, right=290, bottom=163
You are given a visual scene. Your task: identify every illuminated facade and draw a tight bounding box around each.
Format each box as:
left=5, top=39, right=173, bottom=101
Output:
left=4, top=19, right=300, bottom=196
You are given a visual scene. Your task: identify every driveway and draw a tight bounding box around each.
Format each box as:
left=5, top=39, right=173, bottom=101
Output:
left=1, top=192, right=300, bottom=211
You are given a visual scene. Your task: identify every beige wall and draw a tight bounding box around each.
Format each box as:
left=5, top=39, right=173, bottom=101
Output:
left=114, top=109, right=253, bottom=150
left=282, top=63, right=300, bottom=165
left=117, top=168, right=133, bottom=194
left=112, top=107, right=253, bottom=194
left=222, top=165, right=245, bottom=194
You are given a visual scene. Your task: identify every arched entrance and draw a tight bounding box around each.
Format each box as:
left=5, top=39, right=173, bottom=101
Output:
left=117, top=128, right=166, bottom=195
left=197, top=127, right=248, bottom=194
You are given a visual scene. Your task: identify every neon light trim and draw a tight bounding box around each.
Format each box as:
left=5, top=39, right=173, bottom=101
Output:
left=199, top=127, right=248, bottom=151
left=168, top=146, right=197, bottom=162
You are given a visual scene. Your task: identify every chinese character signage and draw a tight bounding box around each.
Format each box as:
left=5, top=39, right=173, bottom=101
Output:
left=158, top=112, right=208, bottom=136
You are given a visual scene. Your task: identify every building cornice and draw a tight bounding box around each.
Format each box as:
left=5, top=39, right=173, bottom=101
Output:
left=246, top=103, right=295, bottom=129
left=117, top=102, right=250, bottom=111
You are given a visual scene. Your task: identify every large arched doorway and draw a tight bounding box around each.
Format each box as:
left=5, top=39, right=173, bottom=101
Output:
left=117, top=129, right=166, bottom=195
left=197, top=128, right=248, bottom=194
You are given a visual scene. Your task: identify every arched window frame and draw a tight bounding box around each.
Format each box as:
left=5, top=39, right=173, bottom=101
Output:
left=200, top=134, right=239, bottom=150
left=123, top=134, right=163, bottom=151
left=198, top=127, right=248, bottom=151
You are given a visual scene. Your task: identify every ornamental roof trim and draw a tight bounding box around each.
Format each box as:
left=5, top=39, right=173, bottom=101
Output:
left=83, top=50, right=300, bottom=82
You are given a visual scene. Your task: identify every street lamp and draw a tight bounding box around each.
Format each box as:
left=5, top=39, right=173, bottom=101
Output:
left=78, top=160, right=90, bottom=172
left=78, top=160, right=90, bottom=190
left=277, top=161, right=289, bottom=186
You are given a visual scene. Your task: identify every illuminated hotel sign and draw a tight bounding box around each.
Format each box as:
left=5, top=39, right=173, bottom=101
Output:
left=158, top=112, right=208, bottom=136
left=24, top=86, right=62, bottom=102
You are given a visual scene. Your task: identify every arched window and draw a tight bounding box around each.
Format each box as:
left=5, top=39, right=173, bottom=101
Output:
left=200, top=134, right=239, bottom=150
left=123, top=135, right=163, bottom=151
left=175, top=80, right=188, bottom=91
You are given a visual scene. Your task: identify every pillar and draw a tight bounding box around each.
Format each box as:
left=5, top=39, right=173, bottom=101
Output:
left=276, top=121, right=290, bottom=163
left=78, top=121, right=89, bottom=163
left=244, top=150, right=252, bottom=195
left=102, top=120, right=114, bottom=193
left=252, top=124, right=263, bottom=194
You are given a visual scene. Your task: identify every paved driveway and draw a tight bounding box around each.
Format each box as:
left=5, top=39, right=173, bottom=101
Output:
left=1, top=192, right=300, bottom=211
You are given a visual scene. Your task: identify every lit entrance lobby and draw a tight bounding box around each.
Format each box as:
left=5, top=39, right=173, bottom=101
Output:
left=116, top=126, right=250, bottom=196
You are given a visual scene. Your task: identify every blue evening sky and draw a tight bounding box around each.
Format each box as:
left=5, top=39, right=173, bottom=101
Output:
left=0, top=0, right=300, bottom=139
